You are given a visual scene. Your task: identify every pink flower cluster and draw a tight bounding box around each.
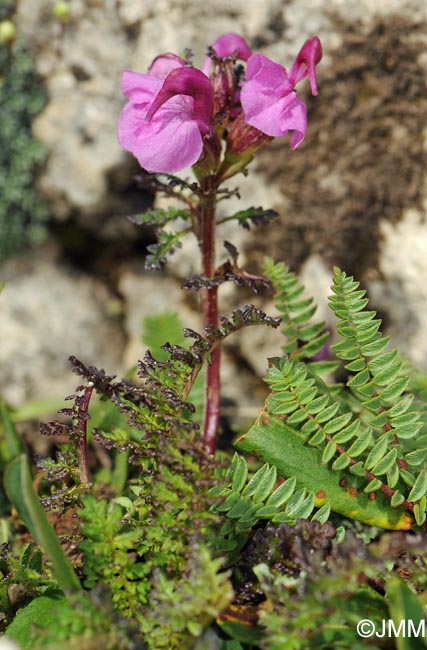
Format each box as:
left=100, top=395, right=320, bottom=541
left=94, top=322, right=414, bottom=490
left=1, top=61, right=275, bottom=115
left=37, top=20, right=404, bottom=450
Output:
left=118, top=34, right=322, bottom=174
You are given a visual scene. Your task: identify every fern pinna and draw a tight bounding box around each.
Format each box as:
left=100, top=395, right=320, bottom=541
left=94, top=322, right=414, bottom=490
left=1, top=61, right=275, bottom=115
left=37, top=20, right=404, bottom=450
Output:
left=235, top=263, right=427, bottom=531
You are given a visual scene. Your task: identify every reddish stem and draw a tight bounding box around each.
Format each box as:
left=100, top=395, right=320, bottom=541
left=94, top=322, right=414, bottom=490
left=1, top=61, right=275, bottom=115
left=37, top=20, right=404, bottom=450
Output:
left=199, top=175, right=221, bottom=454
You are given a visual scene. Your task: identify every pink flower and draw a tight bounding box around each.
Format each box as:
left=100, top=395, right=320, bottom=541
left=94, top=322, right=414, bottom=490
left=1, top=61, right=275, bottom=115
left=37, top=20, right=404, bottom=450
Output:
left=202, top=32, right=252, bottom=75
left=240, top=37, right=322, bottom=149
left=118, top=57, right=215, bottom=173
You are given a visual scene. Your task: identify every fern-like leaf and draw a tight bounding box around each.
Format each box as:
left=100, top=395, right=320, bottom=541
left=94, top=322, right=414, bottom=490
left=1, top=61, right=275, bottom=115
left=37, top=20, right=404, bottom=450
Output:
left=235, top=267, right=427, bottom=530
left=264, top=258, right=335, bottom=371
left=210, top=454, right=328, bottom=555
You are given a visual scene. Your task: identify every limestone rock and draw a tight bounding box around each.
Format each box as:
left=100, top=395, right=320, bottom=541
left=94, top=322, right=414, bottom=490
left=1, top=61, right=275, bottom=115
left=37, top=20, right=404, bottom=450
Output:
left=368, top=210, right=427, bottom=370
left=0, top=247, right=125, bottom=406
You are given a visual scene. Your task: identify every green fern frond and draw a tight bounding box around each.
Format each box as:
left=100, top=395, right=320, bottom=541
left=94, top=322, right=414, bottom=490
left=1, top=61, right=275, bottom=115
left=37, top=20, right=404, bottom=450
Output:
left=329, top=268, right=426, bottom=483
left=235, top=267, right=427, bottom=530
left=264, top=258, right=335, bottom=371
left=210, top=454, right=329, bottom=554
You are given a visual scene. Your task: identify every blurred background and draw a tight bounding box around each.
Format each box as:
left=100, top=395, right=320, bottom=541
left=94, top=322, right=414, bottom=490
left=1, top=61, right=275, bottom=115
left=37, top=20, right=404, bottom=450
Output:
left=1, top=0, right=427, bottom=432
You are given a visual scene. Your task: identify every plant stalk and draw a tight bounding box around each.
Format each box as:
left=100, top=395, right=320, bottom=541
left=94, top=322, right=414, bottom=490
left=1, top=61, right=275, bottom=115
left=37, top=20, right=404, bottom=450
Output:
left=199, top=174, right=221, bottom=454
left=78, top=384, right=94, bottom=483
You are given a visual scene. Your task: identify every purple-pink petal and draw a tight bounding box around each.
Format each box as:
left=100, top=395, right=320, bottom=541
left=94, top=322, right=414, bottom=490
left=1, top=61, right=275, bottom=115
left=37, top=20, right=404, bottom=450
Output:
left=210, top=33, right=252, bottom=60
left=241, top=53, right=307, bottom=146
left=202, top=32, right=252, bottom=76
left=289, top=36, right=322, bottom=95
left=118, top=94, right=203, bottom=173
left=121, top=70, right=162, bottom=102
left=146, top=67, right=214, bottom=135
left=147, top=53, right=187, bottom=79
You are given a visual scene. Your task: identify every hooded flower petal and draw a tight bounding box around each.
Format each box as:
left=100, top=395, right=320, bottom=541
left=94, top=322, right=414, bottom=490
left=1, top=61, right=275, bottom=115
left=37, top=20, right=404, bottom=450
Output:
left=119, top=98, right=204, bottom=172
left=240, top=37, right=321, bottom=148
left=148, top=53, right=187, bottom=79
left=118, top=66, right=215, bottom=174
left=202, top=32, right=252, bottom=76
left=146, top=67, right=214, bottom=134
left=289, top=36, right=322, bottom=95
left=210, top=32, right=252, bottom=60
left=240, top=54, right=307, bottom=146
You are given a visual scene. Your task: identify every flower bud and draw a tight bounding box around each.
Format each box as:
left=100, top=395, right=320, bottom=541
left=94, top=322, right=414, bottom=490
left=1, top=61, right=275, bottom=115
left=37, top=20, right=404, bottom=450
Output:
left=53, top=2, right=71, bottom=24
left=0, top=20, right=16, bottom=45
left=209, top=55, right=237, bottom=122
left=226, top=112, right=272, bottom=157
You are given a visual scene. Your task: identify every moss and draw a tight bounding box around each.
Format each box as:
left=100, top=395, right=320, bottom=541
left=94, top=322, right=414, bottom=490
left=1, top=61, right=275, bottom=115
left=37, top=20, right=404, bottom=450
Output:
left=0, top=2, right=48, bottom=260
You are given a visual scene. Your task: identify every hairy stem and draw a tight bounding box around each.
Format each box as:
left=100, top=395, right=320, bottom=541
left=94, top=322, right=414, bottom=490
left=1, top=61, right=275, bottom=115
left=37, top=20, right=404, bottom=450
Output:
left=78, top=384, right=94, bottom=483
left=199, top=174, right=220, bottom=454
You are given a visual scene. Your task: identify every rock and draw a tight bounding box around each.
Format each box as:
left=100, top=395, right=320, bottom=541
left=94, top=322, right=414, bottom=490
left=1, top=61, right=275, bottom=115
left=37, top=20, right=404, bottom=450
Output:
left=0, top=246, right=125, bottom=407
left=368, top=210, right=427, bottom=370
left=118, top=265, right=201, bottom=369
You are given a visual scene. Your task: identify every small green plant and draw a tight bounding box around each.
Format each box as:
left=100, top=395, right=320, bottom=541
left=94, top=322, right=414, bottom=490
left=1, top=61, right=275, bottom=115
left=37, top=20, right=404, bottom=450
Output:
left=0, top=1, right=48, bottom=260
left=1, top=30, right=427, bottom=650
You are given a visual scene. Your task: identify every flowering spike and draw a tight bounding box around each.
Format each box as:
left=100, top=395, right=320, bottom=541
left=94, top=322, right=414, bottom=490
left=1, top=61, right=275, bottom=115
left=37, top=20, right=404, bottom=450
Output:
left=146, top=67, right=214, bottom=135
left=289, top=36, right=323, bottom=96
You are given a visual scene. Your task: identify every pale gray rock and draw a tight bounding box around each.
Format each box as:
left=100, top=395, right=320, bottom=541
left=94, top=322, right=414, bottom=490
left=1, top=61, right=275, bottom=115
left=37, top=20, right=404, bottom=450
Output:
left=0, top=247, right=125, bottom=406
left=368, top=210, right=427, bottom=370
left=118, top=266, right=201, bottom=369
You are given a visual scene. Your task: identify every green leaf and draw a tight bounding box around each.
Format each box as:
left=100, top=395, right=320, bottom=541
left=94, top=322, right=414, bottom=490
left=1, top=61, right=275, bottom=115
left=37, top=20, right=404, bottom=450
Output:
left=413, top=503, right=426, bottom=527
left=407, top=470, right=427, bottom=502
left=0, top=399, right=25, bottom=460
left=333, top=420, right=361, bottom=443
left=346, top=431, right=373, bottom=457
left=223, top=206, right=279, bottom=230
left=345, top=358, right=366, bottom=372
left=235, top=417, right=413, bottom=530
left=131, top=206, right=190, bottom=228
left=347, top=368, right=370, bottom=388
left=242, top=464, right=277, bottom=502
left=386, top=395, right=414, bottom=418
left=266, top=476, right=297, bottom=507
left=387, top=462, right=400, bottom=489
left=360, top=337, right=390, bottom=357
left=363, top=478, right=383, bottom=492
left=4, top=455, right=81, bottom=592
left=305, top=395, right=330, bottom=415
left=370, top=448, right=398, bottom=476
left=349, top=461, right=366, bottom=477
left=315, top=402, right=340, bottom=424
left=322, top=440, right=337, bottom=465
left=228, top=497, right=255, bottom=519
left=311, top=502, right=331, bottom=524
left=386, top=577, right=427, bottom=650
left=367, top=349, right=398, bottom=374
left=380, top=377, right=410, bottom=403
left=405, top=449, right=427, bottom=467
left=390, top=491, right=405, bottom=507
left=331, top=454, right=351, bottom=471
left=231, top=454, right=249, bottom=493
left=364, top=434, right=391, bottom=471
left=5, top=593, right=71, bottom=648
left=324, top=413, right=353, bottom=435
